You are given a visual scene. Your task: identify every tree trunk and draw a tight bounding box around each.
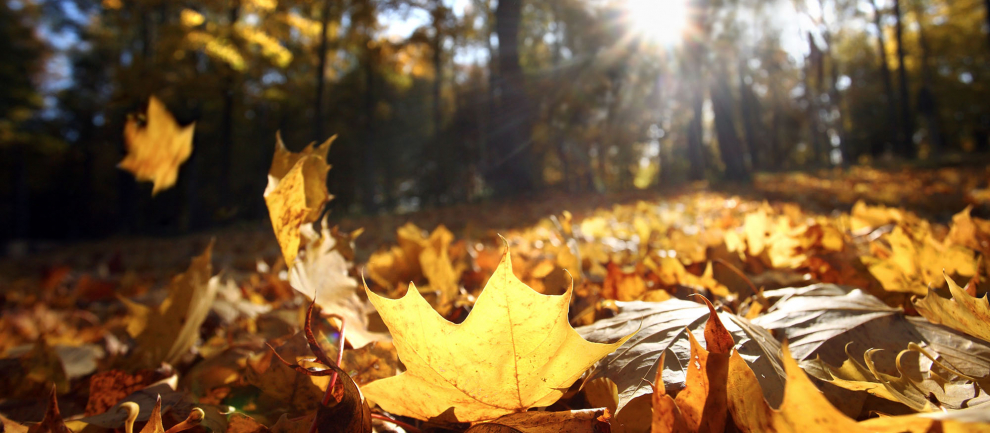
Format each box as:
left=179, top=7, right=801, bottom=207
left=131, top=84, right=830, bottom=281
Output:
left=913, top=0, right=943, bottom=152
left=431, top=3, right=445, bottom=203
left=868, top=0, right=899, bottom=156
left=361, top=41, right=378, bottom=213
left=711, top=67, right=749, bottom=181
left=893, top=0, right=914, bottom=157
left=219, top=1, right=240, bottom=206
left=487, top=0, right=534, bottom=196
left=313, top=0, right=332, bottom=142
left=738, top=61, right=761, bottom=170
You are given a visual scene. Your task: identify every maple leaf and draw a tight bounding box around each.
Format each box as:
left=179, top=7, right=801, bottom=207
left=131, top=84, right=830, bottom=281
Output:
left=360, top=247, right=634, bottom=422
left=122, top=243, right=217, bottom=368
left=119, top=96, right=195, bottom=195
left=915, top=273, right=990, bottom=343
left=264, top=132, right=335, bottom=267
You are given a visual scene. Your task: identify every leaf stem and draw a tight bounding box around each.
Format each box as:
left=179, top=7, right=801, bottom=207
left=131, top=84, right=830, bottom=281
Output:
left=308, top=312, right=346, bottom=433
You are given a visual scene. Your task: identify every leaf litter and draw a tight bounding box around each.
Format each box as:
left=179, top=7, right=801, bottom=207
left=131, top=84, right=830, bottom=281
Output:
left=4, top=137, right=990, bottom=432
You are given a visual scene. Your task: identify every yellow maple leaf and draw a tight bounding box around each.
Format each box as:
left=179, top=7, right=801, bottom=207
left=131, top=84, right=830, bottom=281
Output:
left=915, top=273, right=990, bottom=343
left=263, top=132, right=334, bottom=267
left=361, top=247, right=635, bottom=422
left=119, top=96, right=195, bottom=195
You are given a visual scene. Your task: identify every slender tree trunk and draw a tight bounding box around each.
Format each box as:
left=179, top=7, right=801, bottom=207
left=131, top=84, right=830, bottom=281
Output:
left=313, top=0, right=332, bottom=142
left=487, top=0, right=534, bottom=196
left=868, top=0, right=899, bottom=156
left=985, top=0, right=990, bottom=51
left=431, top=4, right=445, bottom=203
left=893, top=0, right=914, bottom=157
left=361, top=41, right=378, bottom=213
left=738, top=61, right=760, bottom=170
left=711, top=66, right=749, bottom=181
left=913, top=1, right=943, bottom=152
left=219, top=1, right=240, bottom=208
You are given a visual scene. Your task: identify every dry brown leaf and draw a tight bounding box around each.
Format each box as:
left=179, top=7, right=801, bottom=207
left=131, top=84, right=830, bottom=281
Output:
left=119, top=96, right=195, bottom=195
left=651, top=297, right=733, bottom=433
left=27, top=386, right=72, bottom=433
left=122, top=243, right=217, bottom=368
left=340, top=341, right=399, bottom=387
left=360, top=247, right=633, bottom=422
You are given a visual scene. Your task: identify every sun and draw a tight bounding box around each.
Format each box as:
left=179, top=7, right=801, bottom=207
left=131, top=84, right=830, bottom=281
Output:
left=624, top=0, right=690, bottom=45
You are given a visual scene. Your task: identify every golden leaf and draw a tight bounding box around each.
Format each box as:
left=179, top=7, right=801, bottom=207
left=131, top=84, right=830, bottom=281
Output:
left=119, top=96, right=195, bottom=195
left=915, top=273, right=990, bottom=343
left=360, top=247, right=634, bottom=422
left=263, top=132, right=334, bottom=267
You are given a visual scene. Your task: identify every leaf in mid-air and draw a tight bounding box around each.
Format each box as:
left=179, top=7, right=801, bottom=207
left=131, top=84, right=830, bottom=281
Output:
left=264, top=132, right=335, bottom=267
left=360, top=247, right=634, bottom=422
left=119, top=96, right=195, bottom=195
left=915, top=273, right=990, bottom=343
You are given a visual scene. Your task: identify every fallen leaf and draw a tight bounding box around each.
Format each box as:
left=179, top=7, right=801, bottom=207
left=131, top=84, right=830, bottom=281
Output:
left=85, top=369, right=167, bottom=416
left=119, top=96, right=195, bottom=195
left=578, top=299, right=785, bottom=417
left=264, top=132, right=335, bottom=267
left=915, top=272, right=990, bottom=343
left=651, top=297, right=734, bottom=433
left=122, top=243, right=218, bottom=368
left=245, top=332, right=329, bottom=412
left=465, top=408, right=611, bottom=433
left=727, top=342, right=990, bottom=432
left=340, top=341, right=400, bottom=386
left=27, top=386, right=72, bottom=433
left=360, top=247, right=634, bottom=422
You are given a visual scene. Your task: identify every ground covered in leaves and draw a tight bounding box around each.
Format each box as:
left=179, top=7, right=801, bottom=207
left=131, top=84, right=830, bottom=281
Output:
left=4, top=163, right=990, bottom=433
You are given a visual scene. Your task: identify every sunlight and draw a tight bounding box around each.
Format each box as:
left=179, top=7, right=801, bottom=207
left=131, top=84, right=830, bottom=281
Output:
left=624, top=0, right=690, bottom=45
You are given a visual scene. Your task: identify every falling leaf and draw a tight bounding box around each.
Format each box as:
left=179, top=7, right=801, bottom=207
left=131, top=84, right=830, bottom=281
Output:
left=122, top=243, right=217, bottom=368
left=578, top=299, right=785, bottom=418
left=360, top=247, right=634, bottom=422
left=465, top=408, right=611, bottom=433
left=119, top=96, right=195, bottom=195
left=264, top=132, right=335, bottom=267
left=915, top=273, right=990, bottom=343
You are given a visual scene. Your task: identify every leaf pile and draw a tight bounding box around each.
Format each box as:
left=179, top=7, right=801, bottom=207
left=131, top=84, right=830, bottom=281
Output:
left=4, top=135, right=990, bottom=433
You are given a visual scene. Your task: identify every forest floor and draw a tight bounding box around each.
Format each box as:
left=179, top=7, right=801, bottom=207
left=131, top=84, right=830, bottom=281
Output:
left=3, top=163, right=990, bottom=432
